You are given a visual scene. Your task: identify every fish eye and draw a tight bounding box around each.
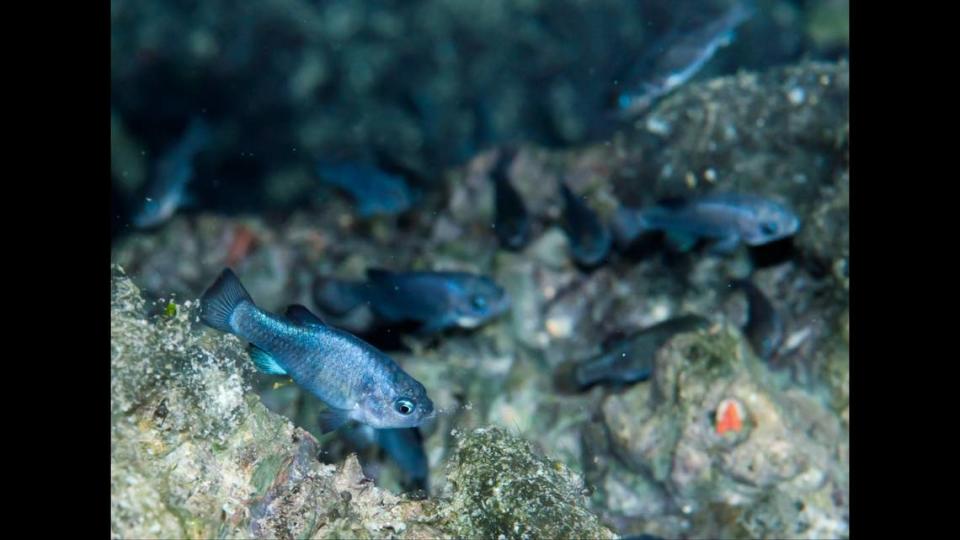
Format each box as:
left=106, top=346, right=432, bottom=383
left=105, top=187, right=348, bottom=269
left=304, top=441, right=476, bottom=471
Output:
left=760, top=222, right=779, bottom=235
left=394, top=399, right=415, bottom=416
left=471, top=295, right=488, bottom=311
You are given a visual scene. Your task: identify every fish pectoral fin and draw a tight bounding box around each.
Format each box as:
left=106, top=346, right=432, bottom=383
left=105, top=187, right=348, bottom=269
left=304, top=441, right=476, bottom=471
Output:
left=414, top=318, right=449, bottom=336
left=319, top=407, right=352, bottom=434
left=708, top=234, right=741, bottom=255
left=664, top=230, right=699, bottom=252
left=284, top=304, right=327, bottom=328
left=248, top=345, right=288, bottom=375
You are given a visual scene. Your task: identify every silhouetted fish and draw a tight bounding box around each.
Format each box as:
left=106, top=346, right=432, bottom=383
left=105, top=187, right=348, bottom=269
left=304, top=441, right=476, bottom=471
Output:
left=612, top=192, right=800, bottom=255
left=490, top=147, right=530, bottom=251
left=313, top=269, right=511, bottom=335
left=133, top=117, right=211, bottom=228
left=560, top=182, right=611, bottom=267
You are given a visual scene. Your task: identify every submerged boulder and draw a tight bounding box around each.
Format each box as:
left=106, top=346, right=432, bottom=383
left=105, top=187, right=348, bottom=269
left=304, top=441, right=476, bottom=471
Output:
left=440, top=426, right=616, bottom=539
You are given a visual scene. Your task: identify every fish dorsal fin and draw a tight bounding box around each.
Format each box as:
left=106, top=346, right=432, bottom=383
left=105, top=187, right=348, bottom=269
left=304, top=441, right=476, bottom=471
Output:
left=248, top=345, right=288, bottom=375
left=601, top=329, right=631, bottom=350
left=655, top=196, right=690, bottom=210
left=285, top=304, right=327, bottom=328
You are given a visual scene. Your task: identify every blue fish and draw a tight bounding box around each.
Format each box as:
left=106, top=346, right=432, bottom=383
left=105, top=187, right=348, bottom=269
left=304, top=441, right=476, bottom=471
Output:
left=313, top=269, right=510, bottom=335
left=731, top=279, right=783, bottom=360
left=611, top=193, right=800, bottom=255
left=199, top=269, right=434, bottom=431
left=377, top=427, right=429, bottom=492
left=316, top=159, right=417, bottom=217
left=567, top=315, right=710, bottom=389
left=341, top=425, right=429, bottom=494
left=133, top=117, right=211, bottom=228
left=560, top=182, right=611, bottom=268
left=616, top=2, right=754, bottom=116
left=491, top=147, right=531, bottom=251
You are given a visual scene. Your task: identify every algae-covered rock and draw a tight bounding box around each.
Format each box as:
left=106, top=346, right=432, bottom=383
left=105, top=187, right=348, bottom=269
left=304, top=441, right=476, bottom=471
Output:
left=440, top=426, right=616, bottom=540
left=111, top=267, right=613, bottom=539
left=111, top=266, right=438, bottom=539
left=599, top=324, right=848, bottom=539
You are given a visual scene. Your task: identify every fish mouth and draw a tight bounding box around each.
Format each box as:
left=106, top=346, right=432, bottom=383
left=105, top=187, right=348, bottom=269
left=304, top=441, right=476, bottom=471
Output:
left=789, top=216, right=802, bottom=234
left=456, top=316, right=484, bottom=328
left=417, top=408, right=440, bottom=428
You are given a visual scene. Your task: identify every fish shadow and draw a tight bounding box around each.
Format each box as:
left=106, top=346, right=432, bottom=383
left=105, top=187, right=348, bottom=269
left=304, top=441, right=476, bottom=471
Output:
left=747, top=237, right=798, bottom=268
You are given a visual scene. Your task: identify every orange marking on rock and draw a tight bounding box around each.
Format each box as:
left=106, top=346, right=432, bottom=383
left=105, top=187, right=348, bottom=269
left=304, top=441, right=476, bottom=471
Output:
left=226, top=225, right=257, bottom=266
left=716, top=399, right=744, bottom=435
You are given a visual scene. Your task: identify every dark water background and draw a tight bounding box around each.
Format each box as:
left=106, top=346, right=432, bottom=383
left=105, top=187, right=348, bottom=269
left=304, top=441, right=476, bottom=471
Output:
left=111, top=0, right=847, bottom=236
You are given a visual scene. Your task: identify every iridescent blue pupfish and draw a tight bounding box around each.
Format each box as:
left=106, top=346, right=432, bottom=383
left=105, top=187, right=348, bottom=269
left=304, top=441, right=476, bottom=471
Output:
left=316, top=159, right=417, bottom=217
left=133, top=117, right=211, bottom=228
left=377, top=427, right=429, bottom=492
left=313, top=269, right=511, bottom=335
left=615, top=1, right=754, bottom=117
left=559, top=182, right=612, bottom=268
left=341, top=425, right=429, bottom=493
left=611, top=193, right=800, bottom=255
left=199, top=269, right=434, bottom=431
left=563, top=315, right=710, bottom=390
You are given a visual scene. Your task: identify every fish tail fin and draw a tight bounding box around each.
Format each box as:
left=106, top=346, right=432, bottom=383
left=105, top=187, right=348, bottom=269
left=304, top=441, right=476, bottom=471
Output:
left=552, top=360, right=587, bottom=394
left=728, top=277, right=750, bottom=290
left=312, top=276, right=365, bottom=316
left=558, top=181, right=575, bottom=204
left=490, top=145, right=518, bottom=182
left=610, top=206, right=650, bottom=248
left=179, top=117, right=212, bottom=157
left=200, top=268, right=253, bottom=333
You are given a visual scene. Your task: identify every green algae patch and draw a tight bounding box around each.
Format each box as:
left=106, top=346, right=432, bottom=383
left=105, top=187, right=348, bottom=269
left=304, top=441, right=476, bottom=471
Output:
left=251, top=454, right=287, bottom=498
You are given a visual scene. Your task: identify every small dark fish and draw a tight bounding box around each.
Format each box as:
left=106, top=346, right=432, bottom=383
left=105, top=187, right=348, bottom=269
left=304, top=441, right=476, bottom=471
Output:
left=490, top=147, right=530, bottom=251
left=200, top=269, right=434, bottom=431
left=133, top=117, right=211, bottom=228
left=611, top=193, right=800, bottom=255
left=314, top=269, right=511, bottom=335
left=731, top=279, right=783, bottom=360
left=616, top=2, right=754, bottom=117
left=559, top=182, right=612, bottom=268
left=377, top=427, right=429, bottom=491
left=316, top=159, right=417, bottom=217
left=570, top=315, right=710, bottom=389
left=341, top=425, right=429, bottom=493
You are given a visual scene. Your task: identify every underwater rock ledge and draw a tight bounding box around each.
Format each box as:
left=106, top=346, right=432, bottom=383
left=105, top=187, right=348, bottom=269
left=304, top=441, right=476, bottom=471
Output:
left=110, top=266, right=614, bottom=539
